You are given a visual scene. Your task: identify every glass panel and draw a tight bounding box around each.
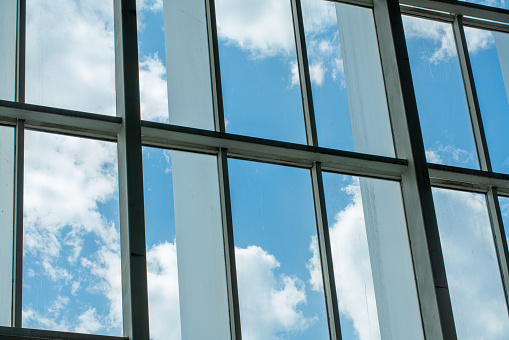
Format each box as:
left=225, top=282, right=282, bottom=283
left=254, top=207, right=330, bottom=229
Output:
left=229, top=160, right=328, bottom=340
left=466, top=28, right=509, bottom=174
left=171, top=151, right=230, bottom=339
left=26, top=1, right=115, bottom=115
left=403, top=16, right=478, bottom=169
left=143, top=147, right=181, bottom=340
left=462, top=0, right=509, bottom=10
left=301, top=1, right=395, bottom=158
left=433, top=188, right=509, bottom=339
left=301, top=0, right=352, bottom=151
left=137, top=1, right=169, bottom=124
left=163, top=0, right=215, bottom=130
left=23, top=131, right=121, bottom=336
left=322, top=173, right=380, bottom=339
left=216, top=0, right=306, bottom=143
left=0, top=125, right=15, bottom=326
left=0, top=0, right=17, bottom=101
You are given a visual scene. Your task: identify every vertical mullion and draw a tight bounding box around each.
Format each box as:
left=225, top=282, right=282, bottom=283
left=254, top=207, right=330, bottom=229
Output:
left=290, top=0, right=318, bottom=146
left=452, top=15, right=491, bottom=172
left=311, top=163, right=342, bottom=340
left=453, top=15, right=509, bottom=314
left=12, top=120, right=24, bottom=328
left=291, top=1, right=340, bottom=338
left=205, top=1, right=242, bottom=338
left=372, top=0, right=457, bottom=338
left=217, top=149, right=242, bottom=340
left=205, top=0, right=226, bottom=133
left=114, top=0, right=150, bottom=339
left=12, top=0, right=26, bottom=328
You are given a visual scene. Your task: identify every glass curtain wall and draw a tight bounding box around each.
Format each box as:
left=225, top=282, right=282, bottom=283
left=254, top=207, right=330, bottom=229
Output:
left=0, top=0, right=509, bottom=340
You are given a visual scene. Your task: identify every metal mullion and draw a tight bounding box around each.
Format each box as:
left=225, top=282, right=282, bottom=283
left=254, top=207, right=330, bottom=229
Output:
left=113, top=0, right=150, bottom=339
left=12, top=120, right=24, bottom=328
left=401, top=0, right=509, bottom=25
left=372, top=0, right=457, bottom=338
left=311, top=163, right=342, bottom=340
left=290, top=2, right=342, bottom=338
left=290, top=0, right=319, bottom=146
left=217, top=149, right=242, bottom=340
left=12, top=0, right=26, bottom=328
left=205, top=0, right=226, bottom=133
left=452, top=15, right=492, bottom=172
left=205, top=1, right=243, bottom=338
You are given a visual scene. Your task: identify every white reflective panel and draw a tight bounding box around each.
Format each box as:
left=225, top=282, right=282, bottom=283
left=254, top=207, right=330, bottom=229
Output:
left=216, top=0, right=306, bottom=143
left=334, top=5, right=422, bottom=339
left=23, top=131, right=121, bottom=336
left=229, top=160, right=329, bottom=340
left=433, top=188, right=509, bottom=339
left=25, top=0, right=115, bottom=115
left=335, top=3, right=394, bottom=158
left=0, top=126, right=15, bottom=326
left=143, top=147, right=181, bottom=340
left=171, top=151, right=230, bottom=340
left=403, top=16, right=478, bottom=169
left=0, top=0, right=17, bottom=101
left=465, top=28, right=509, bottom=174
left=163, top=0, right=215, bottom=130
left=322, top=173, right=381, bottom=340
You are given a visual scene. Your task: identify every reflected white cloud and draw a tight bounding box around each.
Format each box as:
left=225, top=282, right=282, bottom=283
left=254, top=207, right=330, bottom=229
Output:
left=308, top=181, right=380, bottom=340
left=235, top=245, right=315, bottom=340
left=425, top=143, right=475, bottom=165
left=433, top=188, right=509, bottom=339
left=402, top=15, right=494, bottom=63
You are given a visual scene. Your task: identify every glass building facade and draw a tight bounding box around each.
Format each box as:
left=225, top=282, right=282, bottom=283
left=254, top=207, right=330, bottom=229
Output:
left=1, top=0, right=509, bottom=339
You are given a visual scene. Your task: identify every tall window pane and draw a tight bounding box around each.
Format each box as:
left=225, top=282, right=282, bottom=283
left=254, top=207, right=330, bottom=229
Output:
left=216, top=0, right=307, bottom=143
left=433, top=188, right=509, bottom=339
left=23, top=131, right=121, bottom=336
left=26, top=0, right=115, bottom=115
left=466, top=28, right=509, bottom=174
left=143, top=147, right=181, bottom=340
left=322, top=173, right=380, bottom=339
left=229, top=160, right=328, bottom=340
left=404, top=16, right=478, bottom=169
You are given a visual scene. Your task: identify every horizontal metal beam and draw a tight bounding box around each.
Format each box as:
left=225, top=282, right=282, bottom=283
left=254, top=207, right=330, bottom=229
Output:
left=0, top=100, right=121, bottom=141
left=400, top=4, right=455, bottom=22
left=326, top=0, right=374, bottom=9
left=400, top=4, right=509, bottom=33
left=401, top=0, right=509, bottom=24
left=428, top=163, right=509, bottom=195
left=0, top=326, right=127, bottom=340
left=141, top=121, right=407, bottom=181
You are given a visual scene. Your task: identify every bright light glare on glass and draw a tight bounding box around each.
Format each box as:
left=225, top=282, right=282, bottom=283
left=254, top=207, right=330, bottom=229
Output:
left=215, top=0, right=306, bottom=144
left=22, top=131, right=121, bottom=336
left=403, top=16, right=478, bottom=169
left=228, top=160, right=328, bottom=340
left=322, top=173, right=381, bottom=340
left=433, top=188, right=509, bottom=339
left=25, top=0, right=115, bottom=115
